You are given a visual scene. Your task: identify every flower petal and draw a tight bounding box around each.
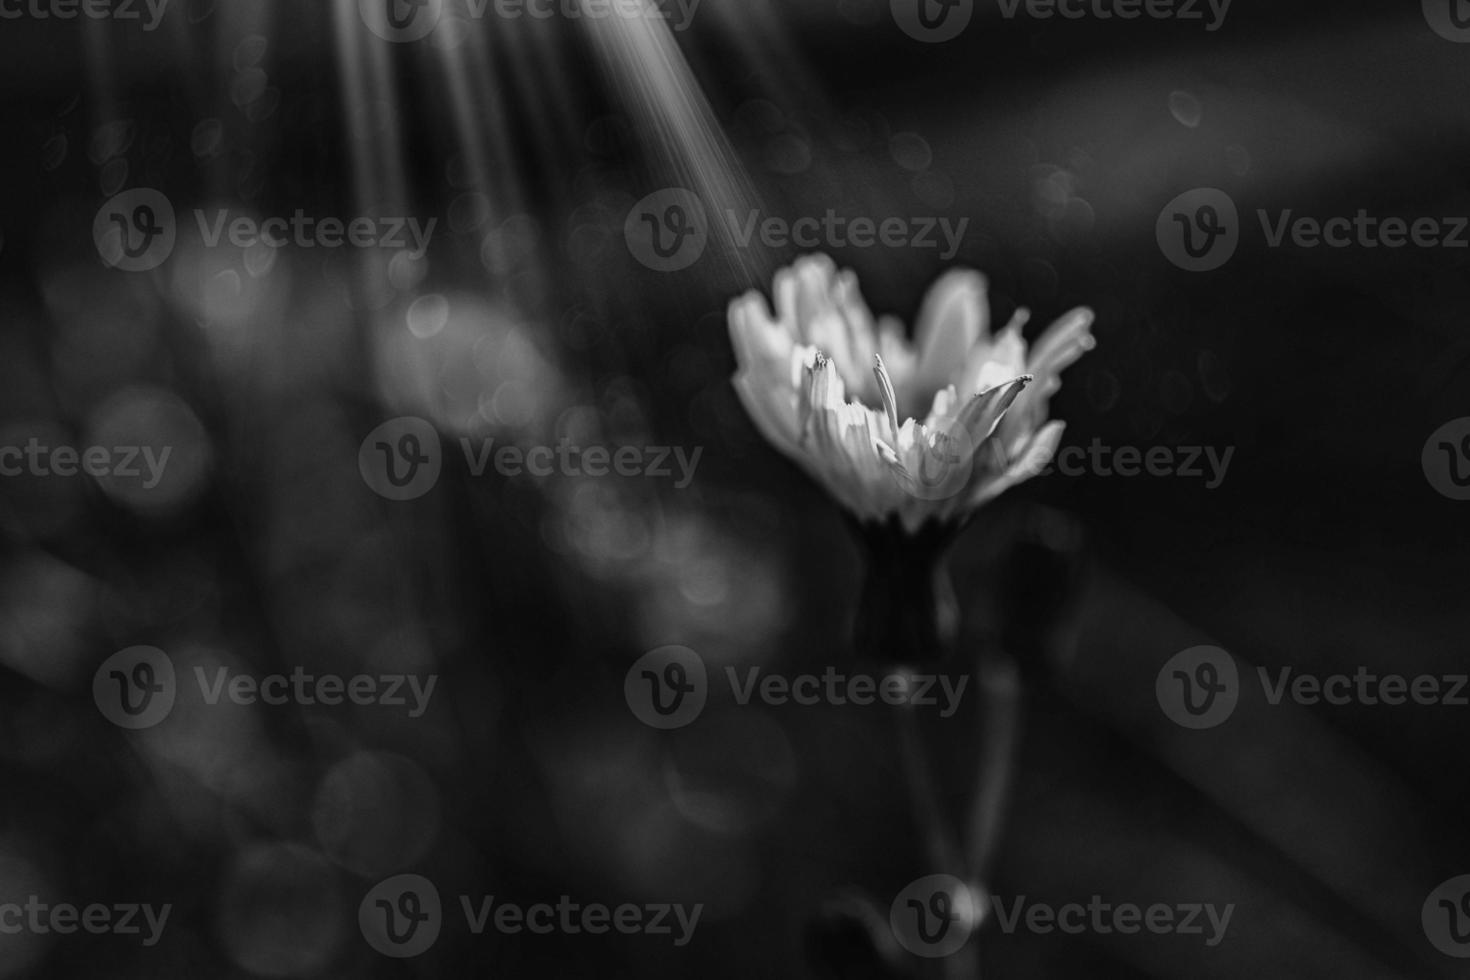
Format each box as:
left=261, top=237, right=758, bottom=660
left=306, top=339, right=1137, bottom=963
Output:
left=1000, top=307, right=1095, bottom=449
left=732, top=371, right=803, bottom=457
left=729, top=292, right=792, bottom=373
left=772, top=255, right=886, bottom=403
left=1026, top=306, right=1096, bottom=379
left=729, top=293, right=807, bottom=454
left=802, top=355, right=899, bottom=520
left=965, top=317, right=1028, bottom=396
left=910, top=269, right=987, bottom=410
left=954, top=375, right=1032, bottom=446
left=969, top=420, right=1065, bottom=508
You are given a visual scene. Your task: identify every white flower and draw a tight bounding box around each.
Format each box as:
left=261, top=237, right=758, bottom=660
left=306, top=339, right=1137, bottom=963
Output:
left=728, top=254, right=1095, bottom=532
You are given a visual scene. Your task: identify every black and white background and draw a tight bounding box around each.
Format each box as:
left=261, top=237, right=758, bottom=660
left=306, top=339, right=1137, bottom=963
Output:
left=1, top=0, right=1470, bottom=977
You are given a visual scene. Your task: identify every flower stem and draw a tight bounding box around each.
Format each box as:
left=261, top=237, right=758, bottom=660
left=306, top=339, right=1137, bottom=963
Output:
left=849, top=516, right=959, bottom=666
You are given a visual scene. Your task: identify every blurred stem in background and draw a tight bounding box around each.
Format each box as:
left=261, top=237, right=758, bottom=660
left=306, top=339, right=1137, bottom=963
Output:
left=965, top=656, right=1022, bottom=884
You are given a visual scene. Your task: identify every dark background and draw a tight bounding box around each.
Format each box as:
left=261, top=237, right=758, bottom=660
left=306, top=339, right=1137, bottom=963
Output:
left=1, top=0, right=1469, bottom=977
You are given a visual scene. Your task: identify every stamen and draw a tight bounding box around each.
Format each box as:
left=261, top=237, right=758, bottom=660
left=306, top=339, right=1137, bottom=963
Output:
left=809, top=351, right=835, bottom=406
